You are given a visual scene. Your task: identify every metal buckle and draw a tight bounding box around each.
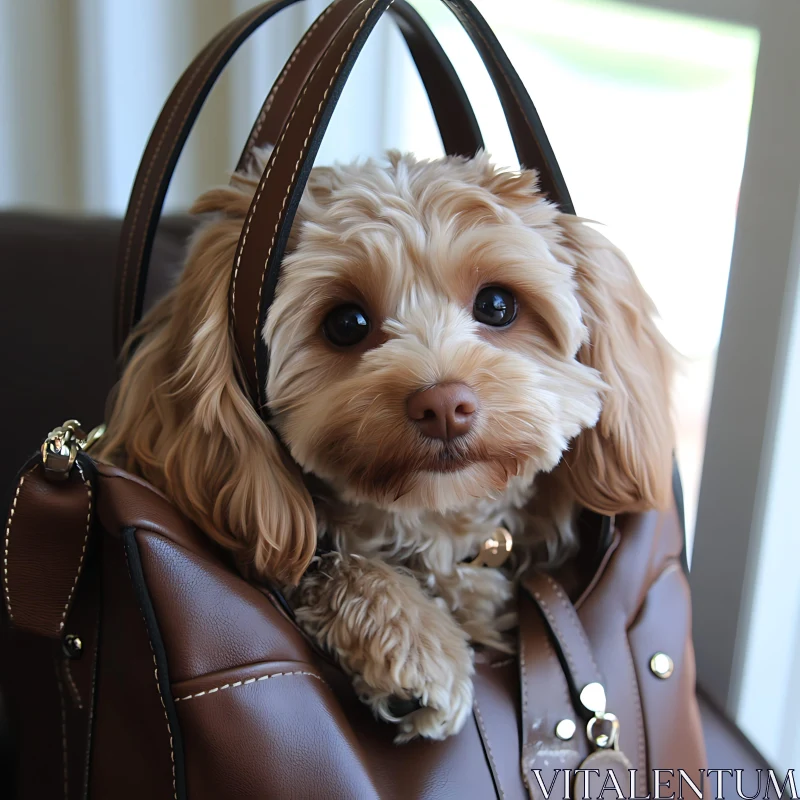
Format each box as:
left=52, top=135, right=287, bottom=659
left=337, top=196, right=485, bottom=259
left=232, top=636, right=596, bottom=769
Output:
left=41, top=419, right=106, bottom=481
left=586, top=712, right=621, bottom=750
left=580, top=681, right=621, bottom=750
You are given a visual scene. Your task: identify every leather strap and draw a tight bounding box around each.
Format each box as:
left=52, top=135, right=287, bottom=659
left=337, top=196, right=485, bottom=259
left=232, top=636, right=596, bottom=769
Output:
left=522, top=571, right=604, bottom=705
left=114, top=0, right=483, bottom=356
left=517, top=587, right=585, bottom=799
left=229, top=0, right=573, bottom=408
left=58, top=545, right=102, bottom=800
left=520, top=571, right=638, bottom=800
left=3, top=454, right=103, bottom=798
left=520, top=572, right=641, bottom=797
left=235, top=0, right=483, bottom=173
left=3, top=456, right=96, bottom=639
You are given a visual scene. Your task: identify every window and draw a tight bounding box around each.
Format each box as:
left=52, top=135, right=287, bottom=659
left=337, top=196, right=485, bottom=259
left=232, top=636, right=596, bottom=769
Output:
left=387, top=0, right=759, bottom=555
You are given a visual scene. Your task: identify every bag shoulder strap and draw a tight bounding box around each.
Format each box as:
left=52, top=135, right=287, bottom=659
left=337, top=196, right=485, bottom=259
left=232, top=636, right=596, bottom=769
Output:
left=519, top=569, right=637, bottom=797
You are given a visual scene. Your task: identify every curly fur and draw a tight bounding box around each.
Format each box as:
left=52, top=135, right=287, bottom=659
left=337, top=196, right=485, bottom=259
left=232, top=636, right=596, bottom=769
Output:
left=98, top=149, right=673, bottom=741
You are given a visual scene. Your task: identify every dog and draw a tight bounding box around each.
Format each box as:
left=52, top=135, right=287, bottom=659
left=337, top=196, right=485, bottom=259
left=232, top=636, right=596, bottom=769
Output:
left=99, top=149, right=674, bottom=742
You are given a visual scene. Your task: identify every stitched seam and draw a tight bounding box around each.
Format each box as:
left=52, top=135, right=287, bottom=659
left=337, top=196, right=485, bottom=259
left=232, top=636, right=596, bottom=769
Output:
left=624, top=630, right=647, bottom=797
left=230, top=0, right=366, bottom=324
left=3, top=466, right=37, bottom=622
left=63, top=660, right=84, bottom=710
left=122, top=539, right=177, bottom=800
left=173, top=669, right=326, bottom=702
left=82, top=601, right=101, bottom=797
left=473, top=697, right=505, bottom=800
left=541, top=632, right=571, bottom=712
left=519, top=621, right=534, bottom=796
left=233, top=0, right=384, bottom=379
left=55, top=660, right=69, bottom=800
left=60, top=463, right=92, bottom=633
left=543, top=573, right=602, bottom=679
left=519, top=625, right=528, bottom=731
left=119, top=5, right=266, bottom=343
left=532, top=589, right=579, bottom=681
left=245, top=1, right=338, bottom=156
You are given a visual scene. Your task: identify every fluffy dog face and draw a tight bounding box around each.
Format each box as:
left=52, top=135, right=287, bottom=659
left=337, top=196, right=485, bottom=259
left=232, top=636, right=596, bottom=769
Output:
left=99, top=150, right=674, bottom=584
left=266, top=153, right=604, bottom=512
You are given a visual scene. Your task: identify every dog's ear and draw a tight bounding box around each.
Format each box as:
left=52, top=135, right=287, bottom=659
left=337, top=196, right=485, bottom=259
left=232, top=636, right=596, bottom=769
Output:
left=99, top=206, right=316, bottom=586
left=557, top=215, right=675, bottom=513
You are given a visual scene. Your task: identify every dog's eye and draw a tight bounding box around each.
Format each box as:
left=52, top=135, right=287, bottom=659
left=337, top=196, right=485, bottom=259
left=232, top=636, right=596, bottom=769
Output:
left=323, top=304, right=371, bottom=347
left=473, top=286, right=517, bottom=327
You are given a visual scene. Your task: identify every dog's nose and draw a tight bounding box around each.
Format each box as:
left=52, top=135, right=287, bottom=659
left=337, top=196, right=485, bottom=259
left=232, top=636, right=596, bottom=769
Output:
left=406, top=383, right=478, bottom=441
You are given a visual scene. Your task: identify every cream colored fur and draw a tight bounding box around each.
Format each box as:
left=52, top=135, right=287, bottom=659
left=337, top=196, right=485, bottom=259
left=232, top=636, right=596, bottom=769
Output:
left=98, top=149, right=674, bottom=741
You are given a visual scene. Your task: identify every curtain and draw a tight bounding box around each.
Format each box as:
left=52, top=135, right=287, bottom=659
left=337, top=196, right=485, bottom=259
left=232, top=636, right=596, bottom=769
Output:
left=0, top=0, right=417, bottom=215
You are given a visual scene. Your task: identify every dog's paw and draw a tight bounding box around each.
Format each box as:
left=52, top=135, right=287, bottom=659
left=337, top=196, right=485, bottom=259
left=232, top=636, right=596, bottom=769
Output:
left=292, top=554, right=475, bottom=741
left=350, top=598, right=475, bottom=741
left=391, top=678, right=474, bottom=743
left=353, top=638, right=475, bottom=743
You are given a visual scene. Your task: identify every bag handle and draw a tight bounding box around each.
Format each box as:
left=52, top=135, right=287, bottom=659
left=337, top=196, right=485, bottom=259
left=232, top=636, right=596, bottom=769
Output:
left=229, top=0, right=573, bottom=408
left=114, top=0, right=484, bottom=356
left=234, top=0, right=484, bottom=174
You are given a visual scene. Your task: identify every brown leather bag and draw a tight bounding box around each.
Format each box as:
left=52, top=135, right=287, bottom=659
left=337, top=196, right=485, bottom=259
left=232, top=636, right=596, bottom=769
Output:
left=2, top=1, right=707, bottom=798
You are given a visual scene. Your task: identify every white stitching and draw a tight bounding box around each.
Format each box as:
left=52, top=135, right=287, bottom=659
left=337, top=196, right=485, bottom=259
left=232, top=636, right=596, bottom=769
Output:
left=122, top=539, right=177, bottom=800
left=251, top=0, right=385, bottom=363
left=60, top=463, right=93, bottom=633
left=518, top=616, right=533, bottom=797
left=543, top=573, right=602, bottom=678
left=55, top=660, right=69, bottom=799
left=82, top=601, right=101, bottom=794
left=231, top=0, right=385, bottom=379
left=533, top=589, right=580, bottom=681
left=119, top=5, right=266, bottom=343
left=244, top=1, right=338, bottom=159
left=623, top=631, right=647, bottom=797
left=518, top=621, right=528, bottom=726
left=541, top=631, right=571, bottom=711
left=150, top=651, right=177, bottom=800
left=173, top=669, right=326, bottom=702
left=3, top=466, right=37, bottom=622
left=473, top=696, right=505, bottom=800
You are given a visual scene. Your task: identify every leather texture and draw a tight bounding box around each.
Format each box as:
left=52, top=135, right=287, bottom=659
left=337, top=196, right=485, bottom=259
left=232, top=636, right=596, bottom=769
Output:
left=3, top=459, right=94, bottom=639
left=4, top=458, right=707, bottom=799
left=0, top=0, right=776, bottom=795
left=114, top=0, right=485, bottom=355
left=1, top=213, right=779, bottom=799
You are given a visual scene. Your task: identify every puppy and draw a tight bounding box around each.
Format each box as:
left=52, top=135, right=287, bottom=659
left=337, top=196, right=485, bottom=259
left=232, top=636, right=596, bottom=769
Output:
left=99, top=149, right=674, bottom=742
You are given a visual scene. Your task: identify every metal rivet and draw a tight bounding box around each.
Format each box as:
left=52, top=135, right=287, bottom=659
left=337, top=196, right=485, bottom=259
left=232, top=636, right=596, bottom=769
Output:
left=63, top=634, right=83, bottom=660
left=555, top=719, right=576, bottom=741
left=650, top=652, right=674, bottom=679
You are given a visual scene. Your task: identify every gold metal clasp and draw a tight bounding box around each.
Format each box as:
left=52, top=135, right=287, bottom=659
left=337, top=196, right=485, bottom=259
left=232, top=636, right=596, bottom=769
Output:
left=41, top=420, right=106, bottom=481
left=468, top=527, right=513, bottom=568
